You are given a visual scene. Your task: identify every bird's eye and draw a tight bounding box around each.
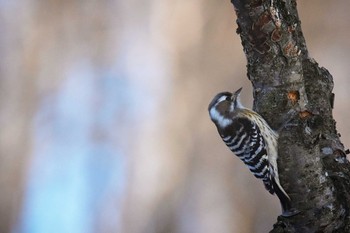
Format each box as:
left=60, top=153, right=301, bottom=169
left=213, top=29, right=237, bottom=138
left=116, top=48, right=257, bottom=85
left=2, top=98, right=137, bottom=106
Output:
left=226, top=96, right=230, bottom=101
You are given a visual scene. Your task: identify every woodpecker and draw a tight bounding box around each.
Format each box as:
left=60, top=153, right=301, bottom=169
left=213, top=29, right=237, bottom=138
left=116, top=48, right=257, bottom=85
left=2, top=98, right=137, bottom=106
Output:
left=208, top=87, right=295, bottom=217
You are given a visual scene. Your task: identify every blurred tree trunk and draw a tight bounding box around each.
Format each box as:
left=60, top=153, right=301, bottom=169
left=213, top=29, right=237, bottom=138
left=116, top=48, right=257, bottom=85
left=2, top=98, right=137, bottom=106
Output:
left=230, top=0, right=350, bottom=232
left=0, top=4, right=36, bottom=233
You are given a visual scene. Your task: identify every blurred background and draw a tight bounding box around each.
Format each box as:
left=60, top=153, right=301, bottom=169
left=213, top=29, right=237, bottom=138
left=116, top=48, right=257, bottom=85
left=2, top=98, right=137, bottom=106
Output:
left=0, top=1, right=349, bottom=233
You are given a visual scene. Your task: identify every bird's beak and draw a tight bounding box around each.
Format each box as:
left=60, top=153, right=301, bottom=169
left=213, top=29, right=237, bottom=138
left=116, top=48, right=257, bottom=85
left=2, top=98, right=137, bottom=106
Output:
left=232, top=87, right=242, bottom=100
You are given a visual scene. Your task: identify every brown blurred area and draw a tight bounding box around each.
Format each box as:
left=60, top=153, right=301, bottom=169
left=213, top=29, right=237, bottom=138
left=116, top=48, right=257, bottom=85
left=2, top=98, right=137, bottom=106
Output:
left=0, top=1, right=349, bottom=233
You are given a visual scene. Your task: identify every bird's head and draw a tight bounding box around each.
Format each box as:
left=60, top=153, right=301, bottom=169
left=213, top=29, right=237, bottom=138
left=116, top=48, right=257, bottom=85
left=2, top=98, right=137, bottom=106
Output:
left=208, top=87, right=243, bottom=125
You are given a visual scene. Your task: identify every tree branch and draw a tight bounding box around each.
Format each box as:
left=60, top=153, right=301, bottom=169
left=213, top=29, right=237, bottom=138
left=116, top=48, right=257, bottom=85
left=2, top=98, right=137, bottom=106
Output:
left=230, top=0, right=350, bottom=232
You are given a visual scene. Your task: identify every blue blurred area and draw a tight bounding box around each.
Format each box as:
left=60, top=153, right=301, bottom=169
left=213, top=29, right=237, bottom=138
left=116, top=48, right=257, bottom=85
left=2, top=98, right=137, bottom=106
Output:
left=19, top=62, right=127, bottom=233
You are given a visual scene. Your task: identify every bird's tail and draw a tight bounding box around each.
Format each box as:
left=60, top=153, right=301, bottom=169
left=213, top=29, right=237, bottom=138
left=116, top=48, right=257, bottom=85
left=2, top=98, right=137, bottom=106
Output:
left=271, top=176, right=299, bottom=217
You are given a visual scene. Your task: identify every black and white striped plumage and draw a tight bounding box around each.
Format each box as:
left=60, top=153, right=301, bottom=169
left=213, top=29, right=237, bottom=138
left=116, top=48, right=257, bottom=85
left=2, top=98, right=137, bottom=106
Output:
left=208, top=88, right=294, bottom=217
left=222, top=117, right=274, bottom=193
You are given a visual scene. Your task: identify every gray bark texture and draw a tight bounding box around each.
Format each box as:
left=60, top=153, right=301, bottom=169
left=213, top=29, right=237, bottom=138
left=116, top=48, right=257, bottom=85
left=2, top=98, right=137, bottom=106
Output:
left=230, top=0, right=350, bottom=232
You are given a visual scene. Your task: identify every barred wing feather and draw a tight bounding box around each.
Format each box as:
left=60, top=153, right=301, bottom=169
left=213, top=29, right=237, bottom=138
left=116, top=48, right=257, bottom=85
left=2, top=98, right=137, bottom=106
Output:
left=220, top=117, right=274, bottom=194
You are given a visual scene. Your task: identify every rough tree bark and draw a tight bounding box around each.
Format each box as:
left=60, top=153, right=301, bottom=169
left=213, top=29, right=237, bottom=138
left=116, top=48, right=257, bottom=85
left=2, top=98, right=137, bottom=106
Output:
left=229, top=0, right=350, bottom=232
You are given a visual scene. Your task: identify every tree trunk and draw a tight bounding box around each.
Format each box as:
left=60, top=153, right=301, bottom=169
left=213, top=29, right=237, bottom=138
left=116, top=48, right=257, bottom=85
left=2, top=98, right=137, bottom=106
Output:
left=229, top=0, right=350, bottom=232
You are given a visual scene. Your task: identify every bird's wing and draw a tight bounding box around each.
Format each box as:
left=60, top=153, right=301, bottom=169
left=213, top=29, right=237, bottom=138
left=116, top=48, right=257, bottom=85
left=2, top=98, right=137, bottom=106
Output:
left=220, top=117, right=274, bottom=194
